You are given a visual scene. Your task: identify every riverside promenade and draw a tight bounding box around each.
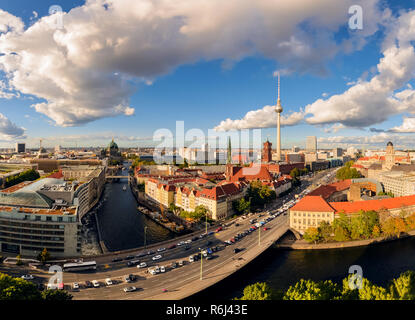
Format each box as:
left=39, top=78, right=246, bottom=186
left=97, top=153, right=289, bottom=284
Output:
left=276, top=229, right=415, bottom=250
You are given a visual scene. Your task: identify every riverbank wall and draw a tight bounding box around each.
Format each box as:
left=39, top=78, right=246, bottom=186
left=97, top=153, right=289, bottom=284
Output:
left=276, top=229, right=415, bottom=250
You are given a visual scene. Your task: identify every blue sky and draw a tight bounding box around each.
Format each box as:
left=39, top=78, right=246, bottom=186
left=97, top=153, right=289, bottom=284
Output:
left=0, top=0, right=415, bottom=149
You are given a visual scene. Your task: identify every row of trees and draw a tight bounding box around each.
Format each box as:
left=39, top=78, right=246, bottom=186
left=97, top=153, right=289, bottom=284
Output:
left=169, top=204, right=212, bottom=222
left=4, top=169, right=40, bottom=188
left=336, top=161, right=361, bottom=180
left=303, top=210, right=415, bottom=243
left=236, top=270, right=415, bottom=300
left=0, top=273, right=72, bottom=300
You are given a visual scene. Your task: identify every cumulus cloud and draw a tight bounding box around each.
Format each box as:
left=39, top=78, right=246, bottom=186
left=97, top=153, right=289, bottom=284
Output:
left=389, top=117, right=415, bottom=133
left=214, top=105, right=305, bottom=131
left=0, top=113, right=25, bottom=140
left=317, top=132, right=415, bottom=149
left=304, top=9, right=415, bottom=128
left=213, top=7, right=415, bottom=133
left=0, top=0, right=383, bottom=127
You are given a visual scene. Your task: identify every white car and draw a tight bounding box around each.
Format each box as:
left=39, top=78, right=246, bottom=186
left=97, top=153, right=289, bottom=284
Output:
left=21, top=275, right=34, bottom=280
left=72, top=282, right=79, bottom=290
left=152, top=255, right=162, bottom=261
left=157, top=247, right=166, bottom=252
left=184, top=239, right=192, bottom=244
left=105, top=278, right=113, bottom=286
left=137, top=262, right=147, bottom=268
left=92, top=280, right=100, bottom=288
left=149, top=269, right=157, bottom=275
left=160, top=266, right=166, bottom=273
left=177, top=241, right=185, bottom=246
left=124, top=286, right=137, bottom=292
left=189, top=255, right=194, bottom=262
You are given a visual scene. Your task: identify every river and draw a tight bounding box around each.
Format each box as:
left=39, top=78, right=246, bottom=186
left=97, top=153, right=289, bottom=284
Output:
left=191, top=235, right=415, bottom=300
left=95, top=162, right=177, bottom=252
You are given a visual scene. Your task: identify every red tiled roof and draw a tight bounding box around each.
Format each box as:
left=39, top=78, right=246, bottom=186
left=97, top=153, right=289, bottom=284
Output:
left=290, top=196, right=335, bottom=212
left=230, top=164, right=273, bottom=182
left=330, top=195, right=415, bottom=214
left=308, top=179, right=351, bottom=199
left=199, top=183, right=241, bottom=200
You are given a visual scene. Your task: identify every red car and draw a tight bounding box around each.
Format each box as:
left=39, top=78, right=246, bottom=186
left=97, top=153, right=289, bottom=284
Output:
left=215, top=227, right=223, bottom=232
left=263, top=227, right=269, bottom=231
left=230, top=238, right=236, bottom=243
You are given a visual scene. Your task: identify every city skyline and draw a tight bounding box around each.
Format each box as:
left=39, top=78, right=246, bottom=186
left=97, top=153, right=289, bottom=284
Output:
left=0, top=1, right=415, bottom=150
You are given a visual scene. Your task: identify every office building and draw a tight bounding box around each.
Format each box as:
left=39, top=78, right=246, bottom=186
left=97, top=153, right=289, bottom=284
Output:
left=306, top=136, right=317, bottom=152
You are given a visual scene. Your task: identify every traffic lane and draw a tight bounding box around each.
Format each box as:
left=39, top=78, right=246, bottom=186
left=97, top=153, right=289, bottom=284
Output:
left=70, top=216, right=288, bottom=299
left=71, top=217, right=288, bottom=299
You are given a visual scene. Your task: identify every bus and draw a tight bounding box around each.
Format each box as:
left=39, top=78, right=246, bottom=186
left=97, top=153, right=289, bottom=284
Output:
left=63, top=261, right=97, bottom=272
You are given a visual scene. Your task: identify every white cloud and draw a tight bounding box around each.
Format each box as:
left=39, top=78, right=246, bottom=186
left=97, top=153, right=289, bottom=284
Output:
left=305, top=10, right=415, bottom=128
left=317, top=132, right=415, bottom=149
left=390, top=117, right=415, bottom=133
left=214, top=8, right=415, bottom=133
left=214, top=105, right=304, bottom=131
left=0, top=0, right=383, bottom=127
left=0, top=113, right=25, bottom=140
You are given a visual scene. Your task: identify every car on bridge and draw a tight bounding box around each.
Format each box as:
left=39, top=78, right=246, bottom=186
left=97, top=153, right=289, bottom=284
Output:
left=124, top=286, right=137, bottom=292
left=127, top=259, right=140, bottom=267
left=171, top=262, right=178, bottom=268
left=168, top=244, right=176, bottom=249
left=177, top=241, right=186, bottom=246
left=157, top=247, right=166, bottom=252
left=135, top=252, right=147, bottom=258
left=124, top=255, right=134, bottom=260
left=112, top=257, right=122, bottom=262
left=152, top=255, right=162, bottom=261
left=137, top=262, right=147, bottom=268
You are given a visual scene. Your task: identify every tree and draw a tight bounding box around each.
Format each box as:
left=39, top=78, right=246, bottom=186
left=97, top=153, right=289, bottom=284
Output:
left=169, top=203, right=181, bottom=215
left=247, top=181, right=276, bottom=207
left=283, top=279, right=340, bottom=300
left=41, top=289, right=73, bottom=300
left=303, top=227, right=321, bottom=244
left=235, top=282, right=276, bottom=300
left=336, top=162, right=361, bottom=181
left=318, top=221, right=333, bottom=241
left=405, top=213, right=415, bottom=230
left=16, top=254, right=23, bottom=266
left=388, top=271, right=415, bottom=300
left=0, top=273, right=42, bottom=300
left=37, top=248, right=50, bottom=265
left=232, top=198, right=251, bottom=215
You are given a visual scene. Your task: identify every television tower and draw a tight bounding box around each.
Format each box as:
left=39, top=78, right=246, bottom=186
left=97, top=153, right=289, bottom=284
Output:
left=275, top=73, right=283, bottom=162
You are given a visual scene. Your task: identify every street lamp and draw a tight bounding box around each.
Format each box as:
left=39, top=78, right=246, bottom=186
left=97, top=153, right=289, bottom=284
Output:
left=144, top=226, right=148, bottom=248
left=258, top=225, right=261, bottom=246
left=200, top=250, right=203, bottom=280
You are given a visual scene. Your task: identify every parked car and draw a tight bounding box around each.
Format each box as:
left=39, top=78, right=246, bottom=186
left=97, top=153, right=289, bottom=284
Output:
left=189, top=255, right=194, bottom=262
left=105, top=278, right=113, bottom=286
left=112, top=257, right=122, bottom=262
left=85, top=280, right=93, bottom=288
left=124, top=286, right=137, bottom=292
left=124, top=275, right=132, bottom=283
left=135, top=252, right=146, bottom=258
left=72, top=282, right=79, bottom=290
left=124, top=255, right=134, bottom=260
left=168, top=244, right=176, bottom=249
left=234, top=248, right=242, bottom=254
left=171, top=262, right=178, bottom=268
left=160, top=266, right=166, bottom=273
left=178, top=260, right=184, bottom=266
left=21, top=275, right=34, bottom=280
left=215, top=227, right=223, bottom=232
left=92, top=280, right=100, bottom=288
left=263, top=227, right=269, bottom=231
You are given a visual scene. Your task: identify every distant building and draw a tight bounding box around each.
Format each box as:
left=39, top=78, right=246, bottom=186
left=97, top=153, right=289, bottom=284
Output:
left=333, top=148, right=343, bottom=158
left=262, top=140, right=272, bottom=163
left=292, top=146, right=300, bottom=153
left=15, top=143, right=25, bottom=153
left=306, top=136, right=317, bottom=152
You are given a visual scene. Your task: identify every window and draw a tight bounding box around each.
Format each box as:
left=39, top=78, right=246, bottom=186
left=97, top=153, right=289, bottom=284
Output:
left=46, top=217, right=52, bottom=222
left=35, top=216, right=41, bottom=221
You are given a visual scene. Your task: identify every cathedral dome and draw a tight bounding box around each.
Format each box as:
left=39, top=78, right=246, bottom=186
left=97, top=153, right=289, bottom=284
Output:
left=387, top=141, right=393, bottom=147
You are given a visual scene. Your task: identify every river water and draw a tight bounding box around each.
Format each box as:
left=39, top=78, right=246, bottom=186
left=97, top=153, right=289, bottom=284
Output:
left=190, top=235, right=415, bottom=300
left=94, top=163, right=415, bottom=299
left=95, top=163, right=176, bottom=252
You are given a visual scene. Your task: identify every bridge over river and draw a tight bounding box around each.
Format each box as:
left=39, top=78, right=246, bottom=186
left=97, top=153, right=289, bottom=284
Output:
left=64, top=211, right=294, bottom=300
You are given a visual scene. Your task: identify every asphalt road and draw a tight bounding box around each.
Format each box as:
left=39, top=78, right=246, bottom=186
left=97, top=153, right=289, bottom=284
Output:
left=1, top=168, right=337, bottom=299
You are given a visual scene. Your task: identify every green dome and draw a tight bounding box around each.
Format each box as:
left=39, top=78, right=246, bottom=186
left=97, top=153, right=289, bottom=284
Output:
left=108, top=139, right=118, bottom=149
